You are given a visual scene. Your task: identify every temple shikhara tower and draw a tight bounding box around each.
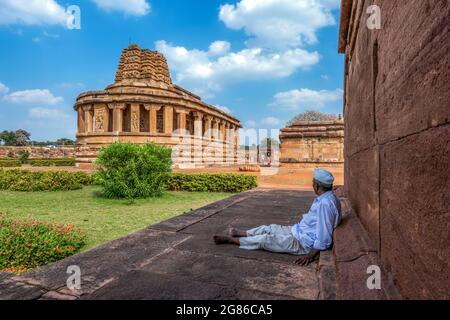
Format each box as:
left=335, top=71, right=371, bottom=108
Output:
left=74, top=44, right=241, bottom=168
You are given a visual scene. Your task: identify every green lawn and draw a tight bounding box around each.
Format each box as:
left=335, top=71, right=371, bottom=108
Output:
left=0, top=186, right=233, bottom=250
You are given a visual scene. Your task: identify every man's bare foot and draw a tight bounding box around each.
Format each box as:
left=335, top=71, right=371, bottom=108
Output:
left=213, top=235, right=240, bottom=245
left=228, top=227, right=247, bottom=238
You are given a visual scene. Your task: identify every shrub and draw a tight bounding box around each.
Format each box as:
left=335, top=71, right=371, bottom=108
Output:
left=168, top=173, right=257, bottom=193
left=0, top=159, right=22, bottom=167
left=0, top=212, right=86, bottom=273
left=18, top=150, right=30, bottom=164
left=95, top=142, right=172, bottom=199
left=0, top=169, right=93, bottom=191
left=28, top=158, right=76, bottom=167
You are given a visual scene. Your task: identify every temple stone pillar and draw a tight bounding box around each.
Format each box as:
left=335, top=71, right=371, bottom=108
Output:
left=84, top=106, right=93, bottom=133
left=211, top=119, right=218, bottom=140
left=216, top=120, right=222, bottom=140
left=193, top=112, right=203, bottom=163
left=204, top=115, right=212, bottom=139
left=193, top=112, right=203, bottom=138
left=178, top=110, right=187, bottom=131
left=77, top=108, right=85, bottom=134
left=112, top=104, right=124, bottom=133
left=234, top=127, right=240, bottom=163
left=219, top=120, right=226, bottom=141
left=223, top=122, right=230, bottom=163
left=130, top=104, right=140, bottom=133
left=147, top=105, right=161, bottom=134
left=227, top=124, right=235, bottom=164
left=164, top=106, right=173, bottom=134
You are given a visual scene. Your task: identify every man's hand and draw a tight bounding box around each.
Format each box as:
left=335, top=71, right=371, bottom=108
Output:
left=294, top=249, right=320, bottom=266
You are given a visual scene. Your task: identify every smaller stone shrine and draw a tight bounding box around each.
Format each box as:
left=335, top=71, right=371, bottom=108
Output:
left=279, top=119, right=344, bottom=168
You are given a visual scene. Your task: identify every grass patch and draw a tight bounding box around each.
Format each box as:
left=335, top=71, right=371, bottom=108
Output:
left=0, top=186, right=233, bottom=250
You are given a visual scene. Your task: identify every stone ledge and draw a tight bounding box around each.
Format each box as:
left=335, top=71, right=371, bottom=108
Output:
left=317, top=250, right=337, bottom=300
left=333, top=188, right=402, bottom=300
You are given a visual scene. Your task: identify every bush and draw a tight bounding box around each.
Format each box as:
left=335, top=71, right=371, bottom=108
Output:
left=28, top=158, right=76, bottom=167
left=0, top=169, right=93, bottom=191
left=168, top=173, right=257, bottom=193
left=95, top=142, right=172, bottom=199
left=18, top=150, right=30, bottom=164
left=0, top=212, right=86, bottom=273
left=0, top=159, right=22, bottom=167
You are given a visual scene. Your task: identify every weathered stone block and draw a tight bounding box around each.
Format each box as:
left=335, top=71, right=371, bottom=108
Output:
left=345, top=146, right=380, bottom=249
left=380, top=125, right=450, bottom=299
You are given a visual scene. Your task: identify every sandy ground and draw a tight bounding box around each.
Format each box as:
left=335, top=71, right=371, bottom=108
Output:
left=174, top=166, right=344, bottom=190
left=6, top=165, right=344, bottom=190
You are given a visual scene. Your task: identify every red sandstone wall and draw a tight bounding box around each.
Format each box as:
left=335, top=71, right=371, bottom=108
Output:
left=343, top=0, right=449, bottom=299
left=0, top=146, right=75, bottom=159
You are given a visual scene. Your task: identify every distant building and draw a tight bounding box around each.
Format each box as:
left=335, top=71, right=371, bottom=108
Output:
left=279, top=120, right=344, bottom=168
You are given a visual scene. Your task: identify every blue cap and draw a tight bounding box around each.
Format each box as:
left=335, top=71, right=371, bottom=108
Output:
left=314, top=168, right=334, bottom=186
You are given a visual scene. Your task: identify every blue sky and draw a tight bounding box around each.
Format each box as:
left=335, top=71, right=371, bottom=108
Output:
left=0, top=0, right=344, bottom=141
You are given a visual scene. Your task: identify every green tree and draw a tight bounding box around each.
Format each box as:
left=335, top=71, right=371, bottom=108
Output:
left=259, top=138, right=280, bottom=149
left=0, top=131, right=16, bottom=146
left=95, top=142, right=173, bottom=199
left=56, top=138, right=75, bottom=146
left=15, top=129, right=31, bottom=146
left=287, top=111, right=341, bottom=126
left=18, top=150, right=30, bottom=163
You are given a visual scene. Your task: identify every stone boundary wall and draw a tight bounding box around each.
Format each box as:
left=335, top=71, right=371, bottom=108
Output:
left=0, top=146, right=75, bottom=159
left=339, top=0, right=449, bottom=299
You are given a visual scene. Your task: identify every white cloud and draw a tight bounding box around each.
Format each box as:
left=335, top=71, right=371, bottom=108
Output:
left=0, top=82, right=9, bottom=94
left=3, top=89, right=63, bottom=105
left=156, top=40, right=319, bottom=96
left=0, top=0, right=70, bottom=26
left=91, top=0, right=151, bottom=16
left=29, top=107, right=69, bottom=119
left=208, top=41, right=231, bottom=56
left=261, top=116, right=281, bottom=126
left=151, top=0, right=340, bottom=97
left=270, top=88, right=343, bottom=110
left=219, top=0, right=340, bottom=49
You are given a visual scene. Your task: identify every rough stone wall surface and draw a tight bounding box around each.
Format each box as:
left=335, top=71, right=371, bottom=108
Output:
left=342, top=0, right=450, bottom=299
left=0, top=146, right=75, bottom=159
left=280, top=138, right=344, bottom=163
left=280, top=121, right=345, bottom=164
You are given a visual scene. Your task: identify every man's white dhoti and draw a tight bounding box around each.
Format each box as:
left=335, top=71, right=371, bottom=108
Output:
left=239, top=224, right=309, bottom=255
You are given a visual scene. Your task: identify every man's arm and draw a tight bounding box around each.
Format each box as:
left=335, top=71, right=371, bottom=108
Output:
left=294, top=203, right=335, bottom=266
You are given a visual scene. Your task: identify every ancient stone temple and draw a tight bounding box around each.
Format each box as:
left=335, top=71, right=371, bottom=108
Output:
left=279, top=120, right=344, bottom=167
left=74, top=44, right=241, bottom=168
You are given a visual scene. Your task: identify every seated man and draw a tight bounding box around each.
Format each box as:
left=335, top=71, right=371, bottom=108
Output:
left=213, top=168, right=341, bottom=266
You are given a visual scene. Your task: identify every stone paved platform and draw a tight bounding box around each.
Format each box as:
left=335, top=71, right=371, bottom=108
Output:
left=0, top=189, right=323, bottom=300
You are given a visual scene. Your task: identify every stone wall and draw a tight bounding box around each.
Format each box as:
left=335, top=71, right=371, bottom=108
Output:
left=279, top=121, right=344, bottom=167
left=339, top=0, right=449, bottom=299
left=0, top=146, right=75, bottom=159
